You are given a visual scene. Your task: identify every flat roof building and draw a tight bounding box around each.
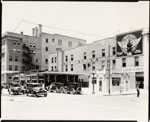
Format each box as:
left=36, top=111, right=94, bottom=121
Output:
left=49, top=28, right=149, bottom=94
left=1, top=24, right=86, bottom=84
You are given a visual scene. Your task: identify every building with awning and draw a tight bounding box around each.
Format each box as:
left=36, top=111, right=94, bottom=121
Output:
left=49, top=28, right=149, bottom=95
left=25, top=71, right=89, bottom=87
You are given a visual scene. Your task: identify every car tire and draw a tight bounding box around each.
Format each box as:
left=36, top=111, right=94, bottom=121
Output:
left=35, top=94, right=38, bottom=97
left=44, top=93, right=47, bottom=97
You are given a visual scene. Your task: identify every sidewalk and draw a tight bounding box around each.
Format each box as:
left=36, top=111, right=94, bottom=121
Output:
left=104, top=89, right=148, bottom=96
left=82, top=88, right=148, bottom=96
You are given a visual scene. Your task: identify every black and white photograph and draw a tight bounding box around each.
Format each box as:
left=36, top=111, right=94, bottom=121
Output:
left=1, top=1, right=149, bottom=122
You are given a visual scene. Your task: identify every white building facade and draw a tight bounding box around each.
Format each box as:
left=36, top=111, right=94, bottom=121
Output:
left=49, top=28, right=149, bottom=94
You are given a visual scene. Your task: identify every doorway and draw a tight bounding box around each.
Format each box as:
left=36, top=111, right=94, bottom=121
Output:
left=99, top=80, right=102, bottom=91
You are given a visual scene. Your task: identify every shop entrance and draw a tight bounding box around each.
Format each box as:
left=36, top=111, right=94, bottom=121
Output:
left=99, top=80, right=102, bottom=91
left=135, top=72, right=144, bottom=89
left=112, top=77, right=121, bottom=92
left=136, top=77, right=144, bottom=89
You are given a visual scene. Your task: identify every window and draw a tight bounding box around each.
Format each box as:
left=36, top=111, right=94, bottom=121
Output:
left=15, top=66, right=18, bottom=71
left=36, top=65, right=39, bottom=69
left=51, top=58, right=54, bottom=63
left=45, top=59, right=48, bottom=64
left=55, top=57, right=57, bottom=63
left=112, top=78, right=121, bottom=86
left=9, top=55, right=12, bottom=61
left=8, top=76, right=12, bottom=79
left=83, top=64, right=86, bottom=71
left=9, top=65, right=12, bottom=71
left=46, top=38, right=48, bottom=43
left=92, top=50, right=95, bottom=58
left=68, top=41, right=72, bottom=47
left=102, top=49, right=105, bottom=57
left=71, top=55, right=73, bottom=61
left=66, top=56, right=68, bottom=62
left=112, top=47, right=116, bottom=55
left=13, top=42, right=16, bottom=45
left=51, top=66, right=53, bottom=71
left=87, top=63, right=91, bottom=68
left=84, top=52, right=87, bottom=59
left=55, top=66, right=57, bottom=70
left=71, top=64, right=73, bottom=71
left=45, top=47, right=48, bottom=51
left=102, top=61, right=105, bottom=69
left=52, top=38, right=55, bottom=42
left=65, top=65, right=68, bottom=72
left=36, top=59, right=39, bottom=63
left=17, top=43, right=20, bottom=45
left=58, top=39, right=62, bottom=45
left=15, top=56, right=18, bottom=62
left=92, top=62, right=95, bottom=71
left=112, top=60, right=116, bottom=68
left=122, top=58, right=126, bottom=67
left=135, top=56, right=139, bottom=66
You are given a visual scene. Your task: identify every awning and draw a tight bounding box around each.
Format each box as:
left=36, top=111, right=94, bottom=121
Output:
left=39, top=71, right=88, bottom=75
left=1, top=71, right=19, bottom=74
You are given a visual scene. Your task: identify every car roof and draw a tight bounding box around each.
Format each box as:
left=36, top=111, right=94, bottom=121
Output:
left=27, top=83, right=40, bottom=85
left=9, top=82, right=20, bottom=85
left=67, top=82, right=81, bottom=85
left=53, top=82, right=64, bottom=84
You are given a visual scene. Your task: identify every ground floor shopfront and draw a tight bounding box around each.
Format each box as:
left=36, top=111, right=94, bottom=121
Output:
left=88, top=71, right=145, bottom=95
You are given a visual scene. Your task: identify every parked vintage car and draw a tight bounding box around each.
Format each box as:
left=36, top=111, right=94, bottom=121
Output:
left=50, top=82, right=65, bottom=93
left=8, top=82, right=25, bottom=95
left=26, top=83, right=47, bottom=97
left=65, top=82, right=82, bottom=94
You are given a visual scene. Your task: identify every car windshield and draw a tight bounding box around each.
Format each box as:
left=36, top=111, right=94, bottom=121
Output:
left=32, top=84, right=41, bottom=87
left=12, top=84, right=20, bottom=87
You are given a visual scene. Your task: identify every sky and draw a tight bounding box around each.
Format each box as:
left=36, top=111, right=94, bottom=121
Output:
left=2, top=1, right=149, bottom=43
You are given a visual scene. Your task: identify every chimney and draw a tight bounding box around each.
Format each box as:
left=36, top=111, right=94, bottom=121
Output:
left=35, top=27, right=38, bottom=37
left=32, top=28, right=35, bottom=37
left=20, top=31, right=23, bottom=35
left=38, top=24, right=42, bottom=37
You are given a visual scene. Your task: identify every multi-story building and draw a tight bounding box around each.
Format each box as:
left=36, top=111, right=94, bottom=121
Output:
left=49, top=28, right=149, bottom=94
left=1, top=24, right=86, bottom=84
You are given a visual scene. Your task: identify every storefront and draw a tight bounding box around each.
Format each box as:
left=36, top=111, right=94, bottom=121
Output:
left=135, top=72, right=144, bottom=89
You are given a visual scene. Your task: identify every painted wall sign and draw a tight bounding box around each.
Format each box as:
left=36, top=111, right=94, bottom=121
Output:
left=122, top=67, right=144, bottom=73
left=116, top=30, right=143, bottom=57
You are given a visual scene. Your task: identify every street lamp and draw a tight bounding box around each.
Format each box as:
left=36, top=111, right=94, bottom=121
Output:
left=92, top=72, right=95, bottom=94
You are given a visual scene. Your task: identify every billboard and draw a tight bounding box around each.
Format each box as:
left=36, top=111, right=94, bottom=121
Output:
left=116, top=30, right=143, bottom=57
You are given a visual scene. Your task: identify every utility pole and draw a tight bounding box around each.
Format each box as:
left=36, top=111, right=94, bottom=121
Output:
left=108, top=45, right=111, bottom=95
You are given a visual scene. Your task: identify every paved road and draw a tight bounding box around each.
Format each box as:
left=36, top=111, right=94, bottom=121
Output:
left=1, top=89, right=148, bottom=122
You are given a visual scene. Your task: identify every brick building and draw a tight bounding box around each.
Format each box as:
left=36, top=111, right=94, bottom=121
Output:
left=1, top=24, right=86, bottom=84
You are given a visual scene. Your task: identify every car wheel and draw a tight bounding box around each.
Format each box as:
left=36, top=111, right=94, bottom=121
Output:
left=34, top=94, right=38, bottom=97
left=44, top=93, right=47, bottom=97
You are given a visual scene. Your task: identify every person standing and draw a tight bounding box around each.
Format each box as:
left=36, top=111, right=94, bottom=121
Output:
left=136, top=84, right=140, bottom=97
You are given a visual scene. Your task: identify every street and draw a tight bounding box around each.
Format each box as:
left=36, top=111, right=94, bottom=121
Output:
left=1, top=89, right=148, bottom=122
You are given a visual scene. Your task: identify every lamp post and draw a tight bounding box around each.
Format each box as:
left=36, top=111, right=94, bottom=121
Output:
left=92, top=72, right=95, bottom=94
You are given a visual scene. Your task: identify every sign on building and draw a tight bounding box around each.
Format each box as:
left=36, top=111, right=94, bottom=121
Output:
left=122, top=67, right=144, bottom=73
left=116, top=30, right=143, bottom=57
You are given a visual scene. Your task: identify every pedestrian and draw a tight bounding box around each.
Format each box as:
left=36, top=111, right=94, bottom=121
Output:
left=136, top=84, right=140, bottom=97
